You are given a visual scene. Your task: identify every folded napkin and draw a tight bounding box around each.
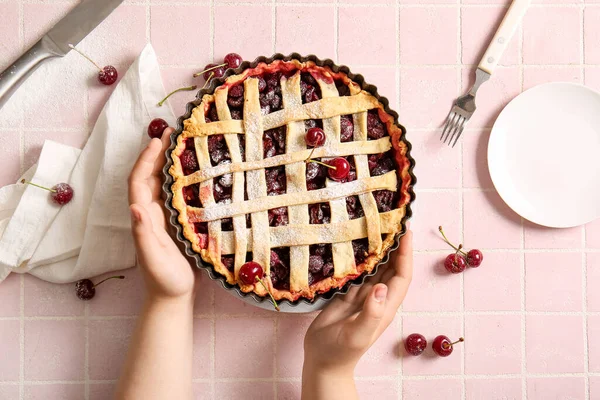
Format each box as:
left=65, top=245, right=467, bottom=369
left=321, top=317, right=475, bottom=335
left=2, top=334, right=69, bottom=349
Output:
left=0, top=44, right=176, bottom=283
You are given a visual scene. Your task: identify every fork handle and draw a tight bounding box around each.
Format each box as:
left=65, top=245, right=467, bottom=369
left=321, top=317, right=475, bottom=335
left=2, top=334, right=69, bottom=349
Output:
left=478, top=0, right=531, bottom=75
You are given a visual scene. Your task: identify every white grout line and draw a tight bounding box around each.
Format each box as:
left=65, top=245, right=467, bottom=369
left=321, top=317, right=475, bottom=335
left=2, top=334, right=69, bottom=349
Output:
left=19, top=275, right=24, bottom=400
left=584, top=228, right=590, bottom=400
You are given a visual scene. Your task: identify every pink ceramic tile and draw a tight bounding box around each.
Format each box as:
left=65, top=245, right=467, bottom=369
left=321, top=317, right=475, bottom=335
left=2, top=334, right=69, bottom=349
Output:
left=0, top=321, right=20, bottom=381
left=24, top=128, right=88, bottom=169
left=589, top=315, right=600, bottom=372
left=463, top=190, right=522, bottom=249
left=214, top=382, right=274, bottom=400
left=194, top=274, right=214, bottom=316
left=526, top=377, right=586, bottom=400
left=193, top=382, right=213, bottom=400
left=400, top=67, right=458, bottom=129
left=23, top=275, right=84, bottom=317
left=0, top=131, right=21, bottom=187
left=23, top=3, right=76, bottom=49
left=523, top=7, right=581, bottom=65
left=338, top=7, right=396, bottom=65
left=89, top=383, right=115, bottom=400
left=402, top=315, right=462, bottom=375
left=523, top=221, right=583, bottom=249
left=356, top=380, right=399, bottom=400
left=464, top=252, right=521, bottom=311
left=277, top=382, right=301, bottom=400
left=215, top=317, right=275, bottom=378
left=400, top=7, right=458, bottom=65
left=0, top=94, right=22, bottom=129
left=525, top=252, right=583, bottom=311
left=587, top=253, right=600, bottom=311
left=526, top=315, right=584, bottom=373
left=0, top=3, right=19, bottom=71
left=587, top=218, right=600, bottom=248
left=409, top=131, right=460, bottom=189
left=341, top=0, right=393, bottom=3
left=402, top=253, right=461, bottom=312
left=585, top=8, right=600, bottom=64
left=88, top=268, right=144, bottom=316
left=160, top=67, right=200, bottom=119
left=192, top=319, right=213, bottom=379
left=462, top=129, right=493, bottom=189
left=585, top=67, right=600, bottom=93
left=88, top=319, right=135, bottom=380
left=214, top=6, right=272, bottom=62
left=411, top=191, right=460, bottom=251
left=465, top=314, right=521, bottom=374
left=24, top=384, right=84, bottom=400
left=466, top=378, right=522, bottom=400
left=0, top=386, right=20, bottom=400
left=355, top=67, right=398, bottom=109
left=463, top=0, right=511, bottom=4
left=403, top=0, right=455, bottom=4
left=151, top=5, right=210, bottom=65
left=277, top=316, right=311, bottom=378
left=355, top=315, right=400, bottom=376
left=0, top=273, right=21, bottom=317
left=403, top=379, right=462, bottom=400
left=461, top=6, right=519, bottom=66
left=213, top=283, right=272, bottom=316
left=276, top=6, right=335, bottom=59
left=24, top=320, right=85, bottom=380
left=523, top=66, right=582, bottom=90
left=461, top=66, right=520, bottom=128
left=78, top=5, right=147, bottom=66
left=591, top=377, right=600, bottom=400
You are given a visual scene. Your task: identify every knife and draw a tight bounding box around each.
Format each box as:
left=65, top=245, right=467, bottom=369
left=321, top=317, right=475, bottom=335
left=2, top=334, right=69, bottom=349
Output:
left=0, top=0, right=124, bottom=110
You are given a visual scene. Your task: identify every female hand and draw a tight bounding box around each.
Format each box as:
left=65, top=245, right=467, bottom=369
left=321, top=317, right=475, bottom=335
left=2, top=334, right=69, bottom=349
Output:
left=128, top=128, right=196, bottom=300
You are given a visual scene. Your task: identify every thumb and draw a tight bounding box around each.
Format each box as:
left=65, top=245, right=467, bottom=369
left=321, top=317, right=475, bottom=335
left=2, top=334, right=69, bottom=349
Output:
left=342, top=284, right=388, bottom=348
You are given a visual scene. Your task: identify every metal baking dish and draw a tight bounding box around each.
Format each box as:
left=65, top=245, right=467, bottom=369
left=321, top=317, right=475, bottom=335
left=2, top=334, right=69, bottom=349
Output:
left=162, top=53, right=417, bottom=313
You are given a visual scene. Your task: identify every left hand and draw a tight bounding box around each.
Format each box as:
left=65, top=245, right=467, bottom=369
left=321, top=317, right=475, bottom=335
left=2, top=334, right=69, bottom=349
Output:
left=128, top=128, right=197, bottom=300
left=304, top=230, right=413, bottom=374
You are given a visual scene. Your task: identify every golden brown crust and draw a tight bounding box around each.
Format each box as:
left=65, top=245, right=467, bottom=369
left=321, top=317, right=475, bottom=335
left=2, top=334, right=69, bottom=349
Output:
left=168, top=59, right=412, bottom=302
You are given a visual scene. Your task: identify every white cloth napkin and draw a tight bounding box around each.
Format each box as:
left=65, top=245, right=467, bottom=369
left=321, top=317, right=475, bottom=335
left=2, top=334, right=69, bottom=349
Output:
left=0, top=44, right=176, bottom=283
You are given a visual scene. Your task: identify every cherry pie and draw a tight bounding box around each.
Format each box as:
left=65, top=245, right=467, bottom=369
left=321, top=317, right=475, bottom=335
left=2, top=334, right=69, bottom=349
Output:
left=168, top=56, right=414, bottom=302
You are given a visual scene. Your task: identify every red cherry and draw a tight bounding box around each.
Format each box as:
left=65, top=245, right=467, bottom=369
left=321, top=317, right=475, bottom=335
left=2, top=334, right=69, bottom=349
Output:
left=202, top=63, right=225, bottom=80
left=467, top=249, right=483, bottom=267
left=224, top=53, right=243, bottom=69
left=432, top=335, right=464, bottom=357
left=52, top=183, right=74, bottom=205
left=444, top=253, right=466, bottom=274
left=239, top=261, right=264, bottom=285
left=98, top=65, right=118, bottom=85
left=305, top=127, right=326, bottom=147
left=404, top=333, right=427, bottom=356
left=327, top=157, right=350, bottom=181
left=148, top=118, right=168, bottom=139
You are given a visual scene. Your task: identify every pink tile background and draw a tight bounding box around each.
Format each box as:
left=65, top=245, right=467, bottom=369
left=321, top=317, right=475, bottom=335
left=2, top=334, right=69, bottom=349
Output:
left=0, top=1, right=599, bottom=399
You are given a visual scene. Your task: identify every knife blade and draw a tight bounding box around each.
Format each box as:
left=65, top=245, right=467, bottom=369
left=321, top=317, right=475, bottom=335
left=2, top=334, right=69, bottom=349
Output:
left=0, top=0, right=125, bottom=110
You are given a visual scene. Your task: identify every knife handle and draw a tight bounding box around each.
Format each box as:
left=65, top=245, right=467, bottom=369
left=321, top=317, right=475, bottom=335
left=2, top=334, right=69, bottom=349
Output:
left=478, top=0, right=531, bottom=75
left=0, top=37, right=61, bottom=110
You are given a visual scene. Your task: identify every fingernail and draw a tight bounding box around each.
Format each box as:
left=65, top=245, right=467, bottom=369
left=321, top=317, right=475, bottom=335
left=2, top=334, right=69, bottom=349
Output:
left=130, top=207, right=141, bottom=223
left=374, top=285, right=388, bottom=302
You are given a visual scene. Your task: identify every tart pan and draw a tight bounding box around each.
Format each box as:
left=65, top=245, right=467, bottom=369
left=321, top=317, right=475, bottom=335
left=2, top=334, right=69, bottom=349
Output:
left=162, top=53, right=417, bottom=313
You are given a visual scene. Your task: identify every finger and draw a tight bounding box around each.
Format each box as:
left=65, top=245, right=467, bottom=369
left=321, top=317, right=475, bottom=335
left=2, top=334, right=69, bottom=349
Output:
left=341, top=283, right=388, bottom=348
left=152, top=127, right=175, bottom=176
left=129, top=138, right=163, bottom=205
left=130, top=204, right=165, bottom=266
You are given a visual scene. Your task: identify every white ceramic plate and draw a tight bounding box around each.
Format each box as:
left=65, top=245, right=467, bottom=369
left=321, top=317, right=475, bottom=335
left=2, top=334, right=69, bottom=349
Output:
left=488, top=82, right=600, bottom=228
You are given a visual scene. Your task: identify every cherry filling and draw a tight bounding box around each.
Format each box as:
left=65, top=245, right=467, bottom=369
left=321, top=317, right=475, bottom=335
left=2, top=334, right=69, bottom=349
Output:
left=270, top=247, right=290, bottom=290
left=181, top=139, right=199, bottom=175
left=367, top=110, right=387, bottom=140
left=308, top=244, right=334, bottom=285
left=346, top=195, right=365, bottom=220
left=340, top=115, right=354, bottom=142
left=221, top=255, right=235, bottom=272
left=300, top=72, right=321, bottom=103
left=264, top=126, right=286, bottom=158
left=183, top=184, right=201, bottom=208
left=352, top=238, right=369, bottom=264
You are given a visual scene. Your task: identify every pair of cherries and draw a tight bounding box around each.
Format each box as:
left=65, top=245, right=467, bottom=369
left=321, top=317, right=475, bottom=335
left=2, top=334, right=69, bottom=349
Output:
left=439, top=226, right=484, bottom=274
left=305, top=127, right=350, bottom=181
left=405, top=334, right=464, bottom=357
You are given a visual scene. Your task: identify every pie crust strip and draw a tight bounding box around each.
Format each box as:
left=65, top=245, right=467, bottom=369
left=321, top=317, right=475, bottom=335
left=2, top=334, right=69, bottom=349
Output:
left=187, top=170, right=398, bottom=223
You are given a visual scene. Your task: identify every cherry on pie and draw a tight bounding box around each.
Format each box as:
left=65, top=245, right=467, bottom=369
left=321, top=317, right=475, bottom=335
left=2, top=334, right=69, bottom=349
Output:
left=168, top=56, right=414, bottom=302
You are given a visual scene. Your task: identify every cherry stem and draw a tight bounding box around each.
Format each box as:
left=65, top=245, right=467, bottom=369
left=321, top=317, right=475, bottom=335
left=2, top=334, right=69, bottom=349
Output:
left=93, top=275, right=125, bottom=288
left=158, top=85, right=198, bottom=107
left=306, top=159, right=336, bottom=170
left=304, top=147, right=316, bottom=162
left=443, top=337, right=465, bottom=349
left=20, top=179, right=56, bottom=193
left=255, top=276, right=280, bottom=312
left=201, top=72, right=214, bottom=89
left=193, top=62, right=227, bottom=78
left=68, top=44, right=102, bottom=71
left=438, top=226, right=468, bottom=256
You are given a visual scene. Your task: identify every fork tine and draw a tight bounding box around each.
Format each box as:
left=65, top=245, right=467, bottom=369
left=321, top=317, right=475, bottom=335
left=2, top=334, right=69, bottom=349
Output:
left=451, top=118, right=467, bottom=148
left=446, top=115, right=464, bottom=145
left=440, top=112, right=457, bottom=143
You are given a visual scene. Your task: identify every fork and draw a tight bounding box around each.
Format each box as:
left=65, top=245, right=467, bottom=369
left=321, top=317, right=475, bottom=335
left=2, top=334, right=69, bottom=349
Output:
left=441, top=0, right=531, bottom=147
